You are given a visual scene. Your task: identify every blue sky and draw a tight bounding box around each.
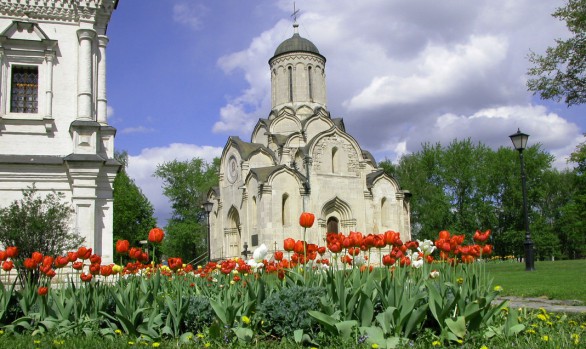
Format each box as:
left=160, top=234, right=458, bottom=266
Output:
left=105, top=0, right=586, bottom=225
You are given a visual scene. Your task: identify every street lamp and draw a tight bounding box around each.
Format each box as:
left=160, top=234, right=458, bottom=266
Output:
left=201, top=200, right=214, bottom=262
left=509, top=129, right=535, bottom=271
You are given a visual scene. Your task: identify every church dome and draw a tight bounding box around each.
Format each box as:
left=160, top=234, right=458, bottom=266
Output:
left=274, top=32, right=320, bottom=56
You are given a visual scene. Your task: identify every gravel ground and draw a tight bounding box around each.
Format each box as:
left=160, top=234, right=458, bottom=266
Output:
left=495, top=296, right=586, bottom=314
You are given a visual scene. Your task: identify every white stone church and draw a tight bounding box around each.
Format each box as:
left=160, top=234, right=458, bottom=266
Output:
left=0, top=0, right=119, bottom=263
left=208, top=23, right=412, bottom=259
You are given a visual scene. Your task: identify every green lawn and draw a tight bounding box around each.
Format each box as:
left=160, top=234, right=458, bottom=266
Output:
left=485, top=259, right=586, bottom=303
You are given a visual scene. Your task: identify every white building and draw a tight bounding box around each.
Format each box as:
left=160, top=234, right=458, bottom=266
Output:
left=0, top=0, right=119, bottom=263
left=208, top=24, right=411, bottom=259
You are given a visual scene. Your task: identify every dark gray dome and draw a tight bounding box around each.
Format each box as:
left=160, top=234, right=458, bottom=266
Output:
left=274, top=33, right=320, bottom=56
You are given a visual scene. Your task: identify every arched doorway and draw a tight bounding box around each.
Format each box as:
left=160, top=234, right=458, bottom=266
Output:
left=327, top=216, right=339, bottom=233
left=226, top=206, right=242, bottom=258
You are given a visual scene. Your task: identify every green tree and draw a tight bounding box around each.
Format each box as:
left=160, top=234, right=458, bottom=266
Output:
left=557, top=136, right=586, bottom=258
left=113, top=151, right=157, bottom=258
left=0, top=188, right=83, bottom=285
left=383, top=139, right=572, bottom=259
left=527, top=0, right=586, bottom=106
left=154, top=158, right=219, bottom=262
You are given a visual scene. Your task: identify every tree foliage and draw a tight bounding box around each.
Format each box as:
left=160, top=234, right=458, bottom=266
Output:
left=113, top=151, right=157, bottom=257
left=527, top=0, right=586, bottom=106
left=381, top=139, right=581, bottom=259
left=0, top=188, right=83, bottom=260
left=154, top=158, right=219, bottom=262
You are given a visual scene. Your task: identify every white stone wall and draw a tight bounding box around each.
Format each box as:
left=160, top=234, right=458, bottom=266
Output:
left=0, top=1, right=118, bottom=263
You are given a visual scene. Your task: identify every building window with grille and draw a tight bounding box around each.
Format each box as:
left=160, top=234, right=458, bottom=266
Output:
left=10, top=66, right=38, bottom=113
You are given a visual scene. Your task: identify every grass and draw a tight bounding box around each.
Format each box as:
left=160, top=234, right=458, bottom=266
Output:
left=485, top=259, right=586, bottom=303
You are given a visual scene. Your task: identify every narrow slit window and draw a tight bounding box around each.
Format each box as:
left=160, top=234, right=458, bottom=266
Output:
left=11, top=66, right=38, bottom=113
left=288, top=66, right=293, bottom=102
left=308, top=66, right=313, bottom=101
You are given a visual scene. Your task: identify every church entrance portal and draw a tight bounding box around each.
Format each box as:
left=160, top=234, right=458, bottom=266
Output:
left=327, top=216, right=339, bottom=233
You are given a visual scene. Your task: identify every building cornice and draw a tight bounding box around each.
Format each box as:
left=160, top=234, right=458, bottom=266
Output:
left=0, top=0, right=117, bottom=24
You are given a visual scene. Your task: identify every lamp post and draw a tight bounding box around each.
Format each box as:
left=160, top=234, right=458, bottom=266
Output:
left=509, top=129, right=535, bottom=271
left=201, top=201, right=214, bottom=262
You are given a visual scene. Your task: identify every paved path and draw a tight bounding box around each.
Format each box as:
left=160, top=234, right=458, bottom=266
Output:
left=495, top=296, right=586, bottom=314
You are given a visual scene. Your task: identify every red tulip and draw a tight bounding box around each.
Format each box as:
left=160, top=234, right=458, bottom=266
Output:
left=382, top=254, right=395, bottom=266
left=5, top=246, right=18, bottom=258
left=89, top=263, right=100, bottom=275
left=439, top=230, right=450, bottom=240
left=168, top=257, right=183, bottom=271
left=77, top=247, right=92, bottom=260
left=129, top=247, right=142, bottom=260
left=317, top=246, right=326, bottom=255
left=72, top=261, right=84, bottom=270
left=148, top=227, right=165, bottom=244
left=32, top=251, right=43, bottom=264
left=42, top=255, right=54, bottom=267
left=80, top=273, right=92, bottom=282
left=67, top=251, right=78, bottom=262
left=0, top=251, right=6, bottom=261
left=294, top=240, right=306, bottom=254
left=100, top=265, right=113, bottom=277
left=38, top=287, right=49, bottom=296
left=45, top=269, right=56, bottom=278
left=283, top=238, right=295, bottom=252
left=24, top=258, right=37, bottom=270
left=328, top=242, right=342, bottom=254
left=299, top=212, right=315, bottom=228
left=116, top=240, right=130, bottom=254
left=55, top=256, right=69, bottom=268
left=482, top=244, right=493, bottom=256
left=2, top=260, right=13, bottom=271
left=89, top=254, right=101, bottom=265
left=473, top=230, right=491, bottom=243
left=274, top=251, right=283, bottom=261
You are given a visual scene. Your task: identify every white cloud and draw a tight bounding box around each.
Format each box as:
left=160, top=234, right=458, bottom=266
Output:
left=120, top=126, right=155, bottom=134
left=126, top=144, right=223, bottom=225
left=172, top=2, right=209, bottom=30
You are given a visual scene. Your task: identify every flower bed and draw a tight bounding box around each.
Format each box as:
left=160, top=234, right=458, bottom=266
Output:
left=0, top=214, right=583, bottom=348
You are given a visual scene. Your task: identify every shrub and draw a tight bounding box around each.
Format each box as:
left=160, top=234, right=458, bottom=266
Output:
left=182, top=295, right=215, bottom=333
left=257, top=285, right=325, bottom=338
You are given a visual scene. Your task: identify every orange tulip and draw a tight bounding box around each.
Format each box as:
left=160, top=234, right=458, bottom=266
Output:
left=31, top=251, right=43, bottom=264
left=5, top=246, right=18, bottom=258
left=23, top=258, right=37, bottom=270
left=283, top=238, right=295, bottom=252
left=2, top=260, right=13, bottom=271
left=116, top=240, right=130, bottom=254
left=148, top=227, right=165, bottom=244
left=299, top=212, right=315, bottom=228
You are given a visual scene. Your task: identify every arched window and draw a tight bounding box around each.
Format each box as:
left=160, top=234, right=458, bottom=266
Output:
left=282, top=194, right=290, bottom=226
left=332, top=147, right=339, bottom=173
left=381, top=197, right=389, bottom=227
left=288, top=66, right=293, bottom=102
left=252, top=196, right=257, bottom=228
left=327, top=216, right=339, bottom=233
left=308, top=66, right=313, bottom=101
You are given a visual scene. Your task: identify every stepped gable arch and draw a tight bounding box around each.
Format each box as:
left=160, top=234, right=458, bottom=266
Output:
left=366, top=170, right=401, bottom=193
left=307, top=127, right=364, bottom=175
left=303, top=110, right=337, bottom=142
left=246, top=165, right=306, bottom=190
left=271, top=112, right=301, bottom=135
left=251, top=119, right=272, bottom=146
